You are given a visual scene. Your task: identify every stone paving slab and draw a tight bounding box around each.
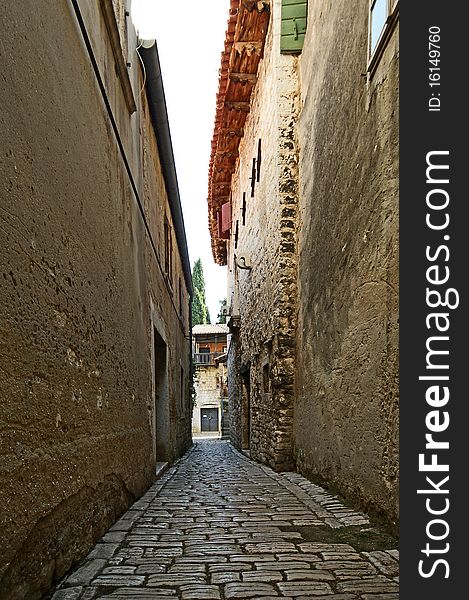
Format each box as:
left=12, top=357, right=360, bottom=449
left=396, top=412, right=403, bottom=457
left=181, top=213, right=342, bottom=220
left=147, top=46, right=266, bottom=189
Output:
left=47, top=440, right=398, bottom=600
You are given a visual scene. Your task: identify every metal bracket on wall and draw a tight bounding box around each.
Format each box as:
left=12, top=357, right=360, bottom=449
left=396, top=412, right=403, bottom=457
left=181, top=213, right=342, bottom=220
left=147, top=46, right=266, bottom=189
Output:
left=235, top=253, right=252, bottom=270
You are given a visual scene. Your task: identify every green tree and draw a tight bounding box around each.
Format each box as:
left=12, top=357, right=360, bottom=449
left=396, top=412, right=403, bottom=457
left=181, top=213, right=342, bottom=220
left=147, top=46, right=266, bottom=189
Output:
left=191, top=258, right=211, bottom=325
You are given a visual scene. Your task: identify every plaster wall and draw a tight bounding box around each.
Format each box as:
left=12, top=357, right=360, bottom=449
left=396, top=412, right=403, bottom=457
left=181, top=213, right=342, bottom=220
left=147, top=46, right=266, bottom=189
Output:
left=0, top=1, right=191, bottom=597
left=192, top=365, right=223, bottom=434
left=294, top=0, right=399, bottom=528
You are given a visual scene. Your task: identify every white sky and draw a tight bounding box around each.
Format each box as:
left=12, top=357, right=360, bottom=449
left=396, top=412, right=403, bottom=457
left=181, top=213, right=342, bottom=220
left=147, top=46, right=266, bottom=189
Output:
left=130, top=0, right=228, bottom=323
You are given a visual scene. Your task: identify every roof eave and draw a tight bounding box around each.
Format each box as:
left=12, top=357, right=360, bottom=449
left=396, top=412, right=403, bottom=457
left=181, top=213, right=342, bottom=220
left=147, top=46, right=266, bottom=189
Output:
left=207, top=1, right=271, bottom=266
left=140, top=43, right=193, bottom=296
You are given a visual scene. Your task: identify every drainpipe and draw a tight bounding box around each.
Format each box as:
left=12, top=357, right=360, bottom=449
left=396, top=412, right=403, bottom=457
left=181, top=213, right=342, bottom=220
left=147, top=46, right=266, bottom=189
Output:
left=140, top=42, right=193, bottom=298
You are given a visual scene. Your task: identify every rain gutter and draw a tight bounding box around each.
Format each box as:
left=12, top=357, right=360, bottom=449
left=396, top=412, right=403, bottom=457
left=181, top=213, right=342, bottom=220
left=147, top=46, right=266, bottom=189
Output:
left=140, top=43, right=193, bottom=297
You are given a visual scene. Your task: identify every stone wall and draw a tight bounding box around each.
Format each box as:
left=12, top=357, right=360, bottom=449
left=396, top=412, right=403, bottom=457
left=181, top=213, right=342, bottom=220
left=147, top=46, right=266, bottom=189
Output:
left=192, top=364, right=224, bottom=434
left=294, top=0, right=399, bottom=528
left=224, top=0, right=399, bottom=527
left=0, top=1, right=192, bottom=598
left=227, top=0, right=300, bottom=471
left=227, top=330, right=243, bottom=449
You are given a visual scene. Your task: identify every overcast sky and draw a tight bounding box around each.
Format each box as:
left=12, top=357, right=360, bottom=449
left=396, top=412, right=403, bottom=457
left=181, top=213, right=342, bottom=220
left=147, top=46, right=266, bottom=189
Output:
left=130, top=0, right=228, bottom=323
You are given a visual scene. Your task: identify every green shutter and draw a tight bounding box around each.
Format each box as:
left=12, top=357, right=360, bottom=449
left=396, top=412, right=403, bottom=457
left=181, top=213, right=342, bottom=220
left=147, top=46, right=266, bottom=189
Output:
left=280, top=0, right=308, bottom=54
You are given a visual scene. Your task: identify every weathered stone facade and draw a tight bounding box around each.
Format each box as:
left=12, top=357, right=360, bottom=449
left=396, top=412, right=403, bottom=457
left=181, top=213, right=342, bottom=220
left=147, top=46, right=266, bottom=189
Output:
left=210, top=0, right=399, bottom=528
left=226, top=0, right=300, bottom=471
left=0, top=1, right=192, bottom=598
left=295, top=0, right=399, bottom=529
left=192, top=364, right=223, bottom=434
left=191, top=325, right=228, bottom=435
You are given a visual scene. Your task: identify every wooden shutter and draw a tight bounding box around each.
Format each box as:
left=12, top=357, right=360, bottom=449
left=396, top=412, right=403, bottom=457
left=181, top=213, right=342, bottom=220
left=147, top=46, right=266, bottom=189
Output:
left=217, top=211, right=230, bottom=240
left=221, top=202, right=232, bottom=233
left=281, top=0, right=308, bottom=54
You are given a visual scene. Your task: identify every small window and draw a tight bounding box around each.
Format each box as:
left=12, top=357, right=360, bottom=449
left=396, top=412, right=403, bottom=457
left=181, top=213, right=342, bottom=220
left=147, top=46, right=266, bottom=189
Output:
left=180, top=366, right=185, bottom=412
left=164, top=217, right=173, bottom=286
left=368, top=1, right=399, bottom=70
left=370, top=0, right=387, bottom=54
left=234, top=220, right=239, bottom=250
left=221, top=202, right=232, bottom=235
left=263, top=363, right=270, bottom=393
left=256, top=139, right=262, bottom=183
left=178, top=277, right=183, bottom=316
left=112, top=0, right=129, bottom=62
left=250, top=158, right=256, bottom=197
left=242, top=192, right=247, bottom=226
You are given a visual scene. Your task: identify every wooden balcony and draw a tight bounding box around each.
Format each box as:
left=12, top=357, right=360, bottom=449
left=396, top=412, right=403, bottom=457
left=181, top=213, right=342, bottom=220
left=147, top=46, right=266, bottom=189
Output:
left=193, top=352, right=223, bottom=366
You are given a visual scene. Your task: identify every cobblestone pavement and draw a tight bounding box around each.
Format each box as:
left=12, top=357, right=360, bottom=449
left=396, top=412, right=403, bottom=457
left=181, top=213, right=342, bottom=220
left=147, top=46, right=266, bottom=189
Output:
left=49, top=441, right=399, bottom=600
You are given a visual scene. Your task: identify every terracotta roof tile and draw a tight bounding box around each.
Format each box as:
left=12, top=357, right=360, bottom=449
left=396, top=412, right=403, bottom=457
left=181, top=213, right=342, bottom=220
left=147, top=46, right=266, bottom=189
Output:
left=207, top=1, right=271, bottom=265
left=192, top=324, right=230, bottom=335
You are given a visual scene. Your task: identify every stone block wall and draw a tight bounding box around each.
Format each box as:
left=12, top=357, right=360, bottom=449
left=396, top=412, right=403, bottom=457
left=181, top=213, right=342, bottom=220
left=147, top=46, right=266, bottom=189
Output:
left=0, top=1, right=192, bottom=597
left=294, top=0, right=399, bottom=528
left=225, top=0, right=399, bottom=527
left=192, top=365, right=224, bottom=433
left=227, top=0, right=300, bottom=471
left=227, top=330, right=242, bottom=449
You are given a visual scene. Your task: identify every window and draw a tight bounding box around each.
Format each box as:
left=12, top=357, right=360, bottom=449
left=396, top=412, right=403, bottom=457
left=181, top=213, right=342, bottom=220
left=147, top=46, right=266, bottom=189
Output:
left=242, top=192, right=246, bottom=226
left=263, top=363, right=270, bottom=393
left=180, top=366, right=185, bottom=412
left=250, top=158, right=256, bottom=197
left=234, top=220, right=239, bottom=250
left=111, top=0, right=129, bottom=62
left=370, top=0, right=387, bottom=55
left=368, top=1, right=399, bottom=70
left=164, top=217, right=173, bottom=285
left=178, top=277, right=183, bottom=316
left=221, top=202, right=232, bottom=236
left=280, top=0, right=308, bottom=54
left=256, top=139, right=262, bottom=183
left=100, top=0, right=135, bottom=114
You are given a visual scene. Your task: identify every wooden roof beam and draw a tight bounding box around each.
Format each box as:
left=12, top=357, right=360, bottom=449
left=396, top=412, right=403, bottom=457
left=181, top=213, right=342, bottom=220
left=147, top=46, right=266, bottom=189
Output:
left=229, top=72, right=258, bottom=84
left=225, top=101, right=251, bottom=112
left=212, top=196, right=231, bottom=205
left=233, top=41, right=263, bottom=56
left=219, top=127, right=244, bottom=136
left=214, top=166, right=236, bottom=174
left=216, top=150, right=239, bottom=158
left=242, top=0, right=271, bottom=12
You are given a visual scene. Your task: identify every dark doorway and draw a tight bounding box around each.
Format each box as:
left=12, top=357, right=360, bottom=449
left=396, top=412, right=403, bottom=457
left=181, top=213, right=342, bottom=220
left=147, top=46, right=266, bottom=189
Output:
left=153, top=327, right=169, bottom=461
left=201, top=407, right=219, bottom=432
left=241, top=368, right=251, bottom=450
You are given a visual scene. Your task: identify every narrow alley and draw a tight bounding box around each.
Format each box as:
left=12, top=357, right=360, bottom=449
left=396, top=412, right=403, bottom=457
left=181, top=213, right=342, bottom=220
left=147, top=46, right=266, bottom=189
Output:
left=1, top=1, right=400, bottom=598
left=49, top=441, right=398, bottom=600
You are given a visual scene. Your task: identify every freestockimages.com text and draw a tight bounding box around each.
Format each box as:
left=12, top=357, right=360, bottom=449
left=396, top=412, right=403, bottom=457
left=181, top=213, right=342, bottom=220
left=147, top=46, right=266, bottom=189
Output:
left=417, top=150, right=459, bottom=579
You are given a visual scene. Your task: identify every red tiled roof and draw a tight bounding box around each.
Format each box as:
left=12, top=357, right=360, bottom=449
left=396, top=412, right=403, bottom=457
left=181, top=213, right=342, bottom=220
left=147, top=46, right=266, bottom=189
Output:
left=207, top=1, right=271, bottom=265
left=192, top=324, right=229, bottom=335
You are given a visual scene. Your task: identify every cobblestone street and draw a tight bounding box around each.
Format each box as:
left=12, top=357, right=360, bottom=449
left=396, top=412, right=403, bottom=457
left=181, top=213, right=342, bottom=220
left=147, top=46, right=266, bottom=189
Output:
left=49, top=441, right=399, bottom=600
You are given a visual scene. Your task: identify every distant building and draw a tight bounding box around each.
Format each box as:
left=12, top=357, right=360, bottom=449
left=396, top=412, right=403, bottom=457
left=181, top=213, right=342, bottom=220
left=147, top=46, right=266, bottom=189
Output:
left=192, top=324, right=229, bottom=436
left=0, top=1, right=192, bottom=597
left=207, top=0, right=399, bottom=529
